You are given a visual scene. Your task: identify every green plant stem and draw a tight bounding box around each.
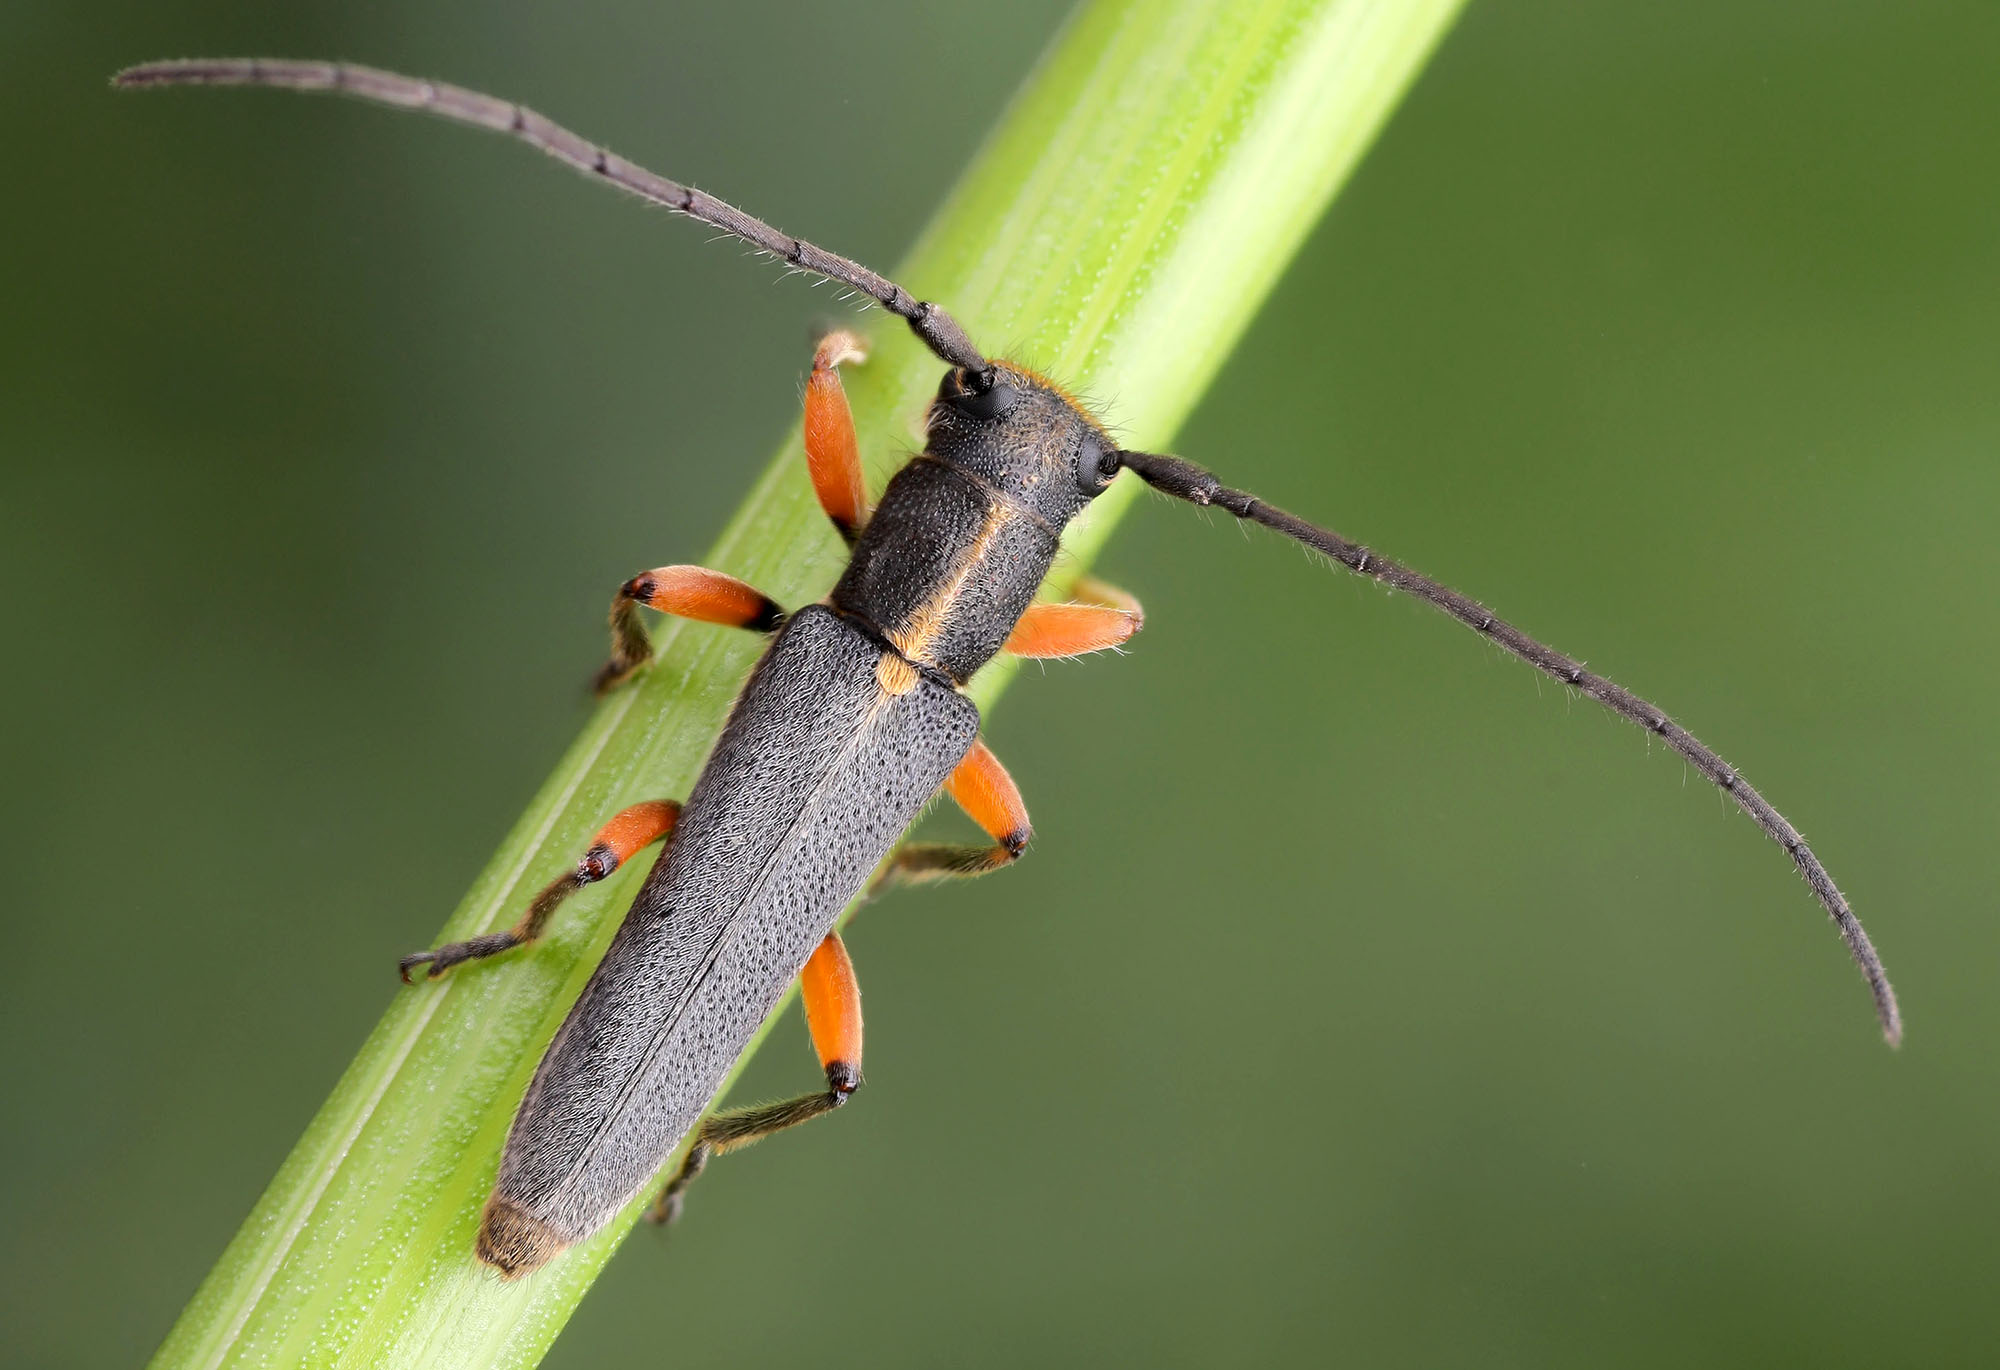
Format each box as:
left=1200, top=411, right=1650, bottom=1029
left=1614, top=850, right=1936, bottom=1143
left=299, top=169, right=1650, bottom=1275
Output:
left=149, top=1, right=1465, bottom=1365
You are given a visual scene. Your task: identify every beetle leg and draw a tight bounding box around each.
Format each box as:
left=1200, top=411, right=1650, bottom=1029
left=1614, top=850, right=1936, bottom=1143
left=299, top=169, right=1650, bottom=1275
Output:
left=648, top=930, right=863, bottom=1227
left=805, top=329, right=870, bottom=543
left=398, top=800, right=680, bottom=982
left=873, top=737, right=1031, bottom=892
left=593, top=566, right=785, bottom=694
left=1004, top=575, right=1145, bottom=658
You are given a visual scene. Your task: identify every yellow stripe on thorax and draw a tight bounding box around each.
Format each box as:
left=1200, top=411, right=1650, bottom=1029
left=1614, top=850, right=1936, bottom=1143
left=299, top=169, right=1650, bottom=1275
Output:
left=886, top=500, right=1010, bottom=667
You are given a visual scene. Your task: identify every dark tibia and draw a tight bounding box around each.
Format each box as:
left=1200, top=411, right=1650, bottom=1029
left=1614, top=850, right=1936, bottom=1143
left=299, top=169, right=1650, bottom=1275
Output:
left=873, top=837, right=1025, bottom=892
left=872, top=737, right=1031, bottom=895
left=398, top=930, right=521, bottom=983
left=647, top=1064, right=856, bottom=1229
left=650, top=931, right=863, bottom=1226
left=400, top=799, right=680, bottom=982
left=1119, top=449, right=1901, bottom=1045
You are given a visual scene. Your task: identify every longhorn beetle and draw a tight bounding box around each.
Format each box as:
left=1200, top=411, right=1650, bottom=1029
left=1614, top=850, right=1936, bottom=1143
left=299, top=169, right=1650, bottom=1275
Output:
left=117, top=58, right=1900, bottom=1278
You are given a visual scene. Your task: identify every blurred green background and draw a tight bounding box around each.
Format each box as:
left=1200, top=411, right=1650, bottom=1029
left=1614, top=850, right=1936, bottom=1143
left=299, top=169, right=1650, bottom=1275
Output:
left=6, top=1, right=1999, bottom=1365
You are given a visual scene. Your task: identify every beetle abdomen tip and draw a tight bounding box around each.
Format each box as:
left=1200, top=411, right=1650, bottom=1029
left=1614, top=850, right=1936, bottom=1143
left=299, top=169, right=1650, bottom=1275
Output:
left=477, top=1195, right=568, bottom=1278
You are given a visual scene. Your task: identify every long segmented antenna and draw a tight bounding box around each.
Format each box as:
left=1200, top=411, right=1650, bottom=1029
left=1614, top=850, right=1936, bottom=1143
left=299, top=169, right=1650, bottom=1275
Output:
left=1118, top=449, right=1901, bottom=1046
left=113, top=58, right=989, bottom=372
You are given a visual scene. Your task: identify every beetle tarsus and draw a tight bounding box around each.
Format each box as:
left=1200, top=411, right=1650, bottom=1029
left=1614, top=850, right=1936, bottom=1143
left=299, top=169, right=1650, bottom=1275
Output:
left=644, top=935, right=867, bottom=1229
left=399, top=799, right=682, bottom=986
left=398, top=931, right=520, bottom=983
left=593, top=564, right=786, bottom=695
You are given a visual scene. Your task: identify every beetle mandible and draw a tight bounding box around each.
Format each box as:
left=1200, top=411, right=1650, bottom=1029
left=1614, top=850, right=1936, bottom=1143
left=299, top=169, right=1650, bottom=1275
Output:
left=115, top=57, right=1901, bottom=1278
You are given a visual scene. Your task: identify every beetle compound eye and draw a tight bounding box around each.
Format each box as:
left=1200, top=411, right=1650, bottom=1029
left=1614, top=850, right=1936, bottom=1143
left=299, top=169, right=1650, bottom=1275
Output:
left=1075, top=438, right=1121, bottom=493
left=955, top=379, right=1017, bottom=422
left=938, top=366, right=1016, bottom=421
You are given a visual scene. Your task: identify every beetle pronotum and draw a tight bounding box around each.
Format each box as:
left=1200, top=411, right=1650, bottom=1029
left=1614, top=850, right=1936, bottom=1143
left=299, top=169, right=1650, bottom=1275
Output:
left=116, top=57, right=1899, bottom=1279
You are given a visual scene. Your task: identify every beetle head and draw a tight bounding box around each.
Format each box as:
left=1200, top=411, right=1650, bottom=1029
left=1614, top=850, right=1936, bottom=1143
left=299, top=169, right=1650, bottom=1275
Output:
left=925, top=364, right=1121, bottom=527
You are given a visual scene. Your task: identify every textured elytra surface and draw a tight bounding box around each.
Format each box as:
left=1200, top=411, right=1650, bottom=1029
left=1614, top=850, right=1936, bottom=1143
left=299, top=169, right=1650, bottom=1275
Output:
left=495, top=607, right=978, bottom=1243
